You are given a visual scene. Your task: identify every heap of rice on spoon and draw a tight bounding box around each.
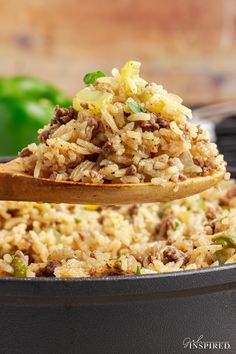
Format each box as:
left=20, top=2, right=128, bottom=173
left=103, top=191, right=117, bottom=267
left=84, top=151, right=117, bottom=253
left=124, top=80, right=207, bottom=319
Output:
left=19, top=61, right=226, bottom=185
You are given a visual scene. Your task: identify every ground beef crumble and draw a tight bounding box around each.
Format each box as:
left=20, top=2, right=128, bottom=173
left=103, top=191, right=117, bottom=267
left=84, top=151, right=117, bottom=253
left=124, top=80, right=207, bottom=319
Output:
left=19, top=147, right=32, bottom=158
left=126, top=165, right=137, bottom=176
left=128, top=205, right=139, bottom=217
left=205, top=209, right=216, bottom=220
left=51, top=106, right=78, bottom=125
left=155, top=216, right=174, bottom=239
left=193, top=157, right=214, bottom=176
left=219, top=188, right=236, bottom=207
left=138, top=113, right=170, bottom=131
left=162, top=246, right=188, bottom=265
left=36, top=260, right=61, bottom=277
left=102, top=141, right=116, bottom=155
left=39, top=106, right=77, bottom=143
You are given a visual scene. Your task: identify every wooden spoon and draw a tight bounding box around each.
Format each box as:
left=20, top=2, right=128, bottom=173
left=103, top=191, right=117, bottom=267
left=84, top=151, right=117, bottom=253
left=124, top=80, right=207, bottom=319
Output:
left=0, top=159, right=225, bottom=205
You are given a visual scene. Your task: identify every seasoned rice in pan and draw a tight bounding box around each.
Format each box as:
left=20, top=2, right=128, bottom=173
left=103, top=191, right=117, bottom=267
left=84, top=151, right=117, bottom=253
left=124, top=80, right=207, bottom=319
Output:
left=0, top=180, right=235, bottom=278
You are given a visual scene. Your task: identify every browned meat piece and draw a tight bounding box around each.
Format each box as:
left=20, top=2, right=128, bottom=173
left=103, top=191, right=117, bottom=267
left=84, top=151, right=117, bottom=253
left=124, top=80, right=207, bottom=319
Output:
left=218, top=187, right=236, bottom=207
left=168, top=159, right=174, bottom=166
left=205, top=209, right=216, bottom=220
left=39, top=124, right=59, bottom=143
left=128, top=205, right=139, bottom=217
left=126, top=165, right=137, bottom=176
left=19, top=147, right=32, bottom=158
left=162, top=246, right=187, bottom=264
left=87, top=117, right=99, bottom=128
left=219, top=197, right=230, bottom=207
left=155, top=223, right=161, bottom=234
left=36, top=260, right=61, bottom=277
left=201, top=166, right=213, bottom=177
left=98, top=215, right=105, bottom=224
left=226, top=188, right=236, bottom=199
left=102, top=141, right=116, bottom=154
left=67, top=161, right=80, bottom=169
left=193, top=157, right=213, bottom=176
left=39, top=106, right=77, bottom=143
left=179, top=174, right=187, bottom=181
left=139, top=113, right=170, bottom=131
left=23, top=246, right=35, bottom=263
left=155, top=115, right=170, bottom=128
left=156, top=216, right=174, bottom=239
left=7, top=208, right=19, bottom=217
left=139, top=119, right=159, bottom=131
left=134, top=254, right=145, bottom=264
left=91, top=122, right=107, bottom=145
left=193, top=156, right=205, bottom=168
left=0, top=215, right=5, bottom=229
left=86, top=153, right=99, bottom=162
left=51, top=106, right=77, bottom=125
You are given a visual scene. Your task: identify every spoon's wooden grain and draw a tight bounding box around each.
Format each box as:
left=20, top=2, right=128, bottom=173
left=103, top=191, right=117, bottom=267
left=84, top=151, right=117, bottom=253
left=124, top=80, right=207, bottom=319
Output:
left=0, top=159, right=225, bottom=204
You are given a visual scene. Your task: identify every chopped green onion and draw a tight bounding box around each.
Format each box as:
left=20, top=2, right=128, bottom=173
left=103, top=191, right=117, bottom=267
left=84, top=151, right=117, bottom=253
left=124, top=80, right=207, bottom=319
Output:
left=126, top=101, right=146, bottom=113
left=75, top=217, right=81, bottom=224
left=83, top=71, right=106, bottom=85
left=135, top=265, right=142, bottom=275
left=174, top=221, right=180, bottom=230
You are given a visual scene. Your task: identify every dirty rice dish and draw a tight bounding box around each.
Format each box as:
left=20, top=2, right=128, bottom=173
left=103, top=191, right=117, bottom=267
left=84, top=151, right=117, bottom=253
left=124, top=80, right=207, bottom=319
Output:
left=19, top=61, right=226, bottom=184
left=0, top=180, right=235, bottom=278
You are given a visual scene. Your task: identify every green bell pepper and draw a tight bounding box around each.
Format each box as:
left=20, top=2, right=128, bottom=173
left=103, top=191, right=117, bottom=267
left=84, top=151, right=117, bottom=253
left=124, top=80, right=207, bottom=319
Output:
left=0, top=76, right=71, bottom=155
left=0, top=97, right=54, bottom=155
left=0, top=76, right=71, bottom=106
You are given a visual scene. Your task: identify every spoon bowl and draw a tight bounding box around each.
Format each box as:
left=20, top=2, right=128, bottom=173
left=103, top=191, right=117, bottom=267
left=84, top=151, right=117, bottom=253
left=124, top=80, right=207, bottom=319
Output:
left=0, top=159, right=225, bottom=204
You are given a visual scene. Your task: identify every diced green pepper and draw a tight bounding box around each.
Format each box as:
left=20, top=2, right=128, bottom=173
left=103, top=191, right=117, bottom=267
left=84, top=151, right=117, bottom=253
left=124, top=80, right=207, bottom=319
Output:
left=213, top=250, right=230, bottom=265
left=135, top=265, right=142, bottom=275
left=11, top=256, right=27, bottom=278
left=212, top=234, right=236, bottom=248
left=126, top=101, right=146, bottom=113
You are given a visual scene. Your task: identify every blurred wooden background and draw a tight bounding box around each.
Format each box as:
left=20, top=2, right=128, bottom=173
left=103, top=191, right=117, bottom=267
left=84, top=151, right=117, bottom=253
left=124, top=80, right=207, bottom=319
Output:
left=1, top=0, right=236, bottom=106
